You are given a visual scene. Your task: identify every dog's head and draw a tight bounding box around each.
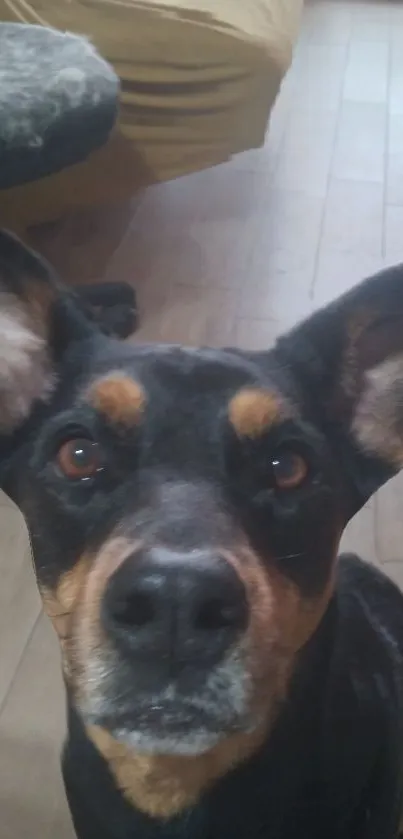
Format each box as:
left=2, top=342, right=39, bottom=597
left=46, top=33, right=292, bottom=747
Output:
left=1, top=230, right=402, bottom=817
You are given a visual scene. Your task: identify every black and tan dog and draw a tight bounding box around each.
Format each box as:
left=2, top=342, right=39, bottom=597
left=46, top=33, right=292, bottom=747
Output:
left=1, top=228, right=403, bottom=839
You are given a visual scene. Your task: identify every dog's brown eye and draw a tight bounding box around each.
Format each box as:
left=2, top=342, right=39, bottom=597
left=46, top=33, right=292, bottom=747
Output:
left=56, top=438, right=102, bottom=480
left=271, top=450, right=308, bottom=490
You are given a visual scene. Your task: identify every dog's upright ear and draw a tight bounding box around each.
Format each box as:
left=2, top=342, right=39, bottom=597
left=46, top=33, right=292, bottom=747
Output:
left=275, top=263, right=403, bottom=510
left=0, top=229, right=92, bottom=435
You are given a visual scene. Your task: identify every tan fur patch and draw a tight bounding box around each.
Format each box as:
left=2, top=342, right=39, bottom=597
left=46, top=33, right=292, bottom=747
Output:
left=228, top=388, right=286, bottom=439
left=223, top=544, right=336, bottom=712
left=40, top=557, right=91, bottom=679
left=41, top=539, right=140, bottom=683
left=88, top=373, right=146, bottom=427
left=87, top=722, right=267, bottom=820
left=73, top=538, right=139, bottom=682
left=41, top=557, right=90, bottom=635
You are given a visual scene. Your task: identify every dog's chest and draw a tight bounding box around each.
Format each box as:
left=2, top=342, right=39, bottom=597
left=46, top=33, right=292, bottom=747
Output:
left=65, top=695, right=360, bottom=839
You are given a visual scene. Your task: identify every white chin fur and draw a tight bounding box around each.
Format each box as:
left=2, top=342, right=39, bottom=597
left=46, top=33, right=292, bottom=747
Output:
left=113, top=726, right=223, bottom=757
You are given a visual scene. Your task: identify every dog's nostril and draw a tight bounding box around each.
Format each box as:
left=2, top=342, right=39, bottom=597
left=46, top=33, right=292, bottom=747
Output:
left=195, top=597, right=242, bottom=632
left=103, top=549, right=249, bottom=669
left=113, top=591, right=156, bottom=628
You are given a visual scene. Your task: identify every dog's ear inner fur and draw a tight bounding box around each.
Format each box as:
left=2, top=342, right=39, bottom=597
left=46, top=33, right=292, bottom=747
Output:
left=276, top=264, right=403, bottom=503
left=0, top=228, right=86, bottom=434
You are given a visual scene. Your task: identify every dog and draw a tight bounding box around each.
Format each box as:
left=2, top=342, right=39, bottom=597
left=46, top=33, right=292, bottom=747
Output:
left=1, top=228, right=403, bottom=839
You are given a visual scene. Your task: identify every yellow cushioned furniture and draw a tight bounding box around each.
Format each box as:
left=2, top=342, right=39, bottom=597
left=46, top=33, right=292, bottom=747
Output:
left=0, top=0, right=303, bottom=229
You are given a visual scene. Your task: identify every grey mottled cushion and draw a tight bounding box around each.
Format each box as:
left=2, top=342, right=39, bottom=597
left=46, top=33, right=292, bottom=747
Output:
left=0, top=23, right=119, bottom=189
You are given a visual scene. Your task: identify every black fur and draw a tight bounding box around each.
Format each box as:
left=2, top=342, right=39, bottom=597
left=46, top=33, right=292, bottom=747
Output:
left=1, top=231, right=403, bottom=838
left=62, top=556, right=403, bottom=839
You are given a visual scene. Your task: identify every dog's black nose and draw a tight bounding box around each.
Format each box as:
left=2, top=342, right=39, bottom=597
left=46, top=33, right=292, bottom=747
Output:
left=102, top=548, right=248, bottom=670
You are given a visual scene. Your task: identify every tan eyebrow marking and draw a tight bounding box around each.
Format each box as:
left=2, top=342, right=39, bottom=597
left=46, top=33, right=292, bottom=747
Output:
left=87, top=373, right=146, bottom=427
left=228, top=387, right=285, bottom=439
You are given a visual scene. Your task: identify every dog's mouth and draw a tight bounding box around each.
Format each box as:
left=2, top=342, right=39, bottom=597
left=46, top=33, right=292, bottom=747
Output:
left=78, top=638, right=257, bottom=755
left=88, top=688, right=255, bottom=756
left=95, top=707, right=234, bottom=756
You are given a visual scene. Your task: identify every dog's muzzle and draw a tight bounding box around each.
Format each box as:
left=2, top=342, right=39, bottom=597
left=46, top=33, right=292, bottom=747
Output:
left=92, top=546, right=252, bottom=754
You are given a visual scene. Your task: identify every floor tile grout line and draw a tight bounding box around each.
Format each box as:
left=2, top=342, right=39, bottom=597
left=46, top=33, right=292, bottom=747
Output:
left=228, top=42, right=306, bottom=336
left=308, top=28, right=352, bottom=302
left=229, top=66, right=298, bottom=335
left=0, top=608, right=42, bottom=719
left=102, top=190, right=147, bottom=283
left=380, top=15, right=393, bottom=263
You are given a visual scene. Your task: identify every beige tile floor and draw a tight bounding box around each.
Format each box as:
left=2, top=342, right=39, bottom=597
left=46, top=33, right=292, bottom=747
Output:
left=2, top=0, right=403, bottom=835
